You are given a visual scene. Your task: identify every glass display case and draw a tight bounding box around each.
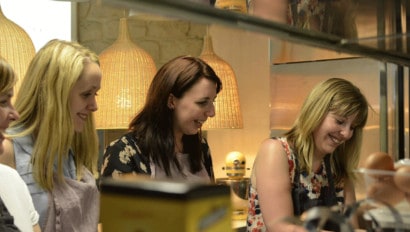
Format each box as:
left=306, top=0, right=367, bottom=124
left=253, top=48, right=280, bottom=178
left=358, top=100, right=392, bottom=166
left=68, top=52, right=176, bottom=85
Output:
left=95, top=0, right=410, bottom=230
left=102, top=0, right=410, bottom=65
left=99, top=0, right=410, bottom=166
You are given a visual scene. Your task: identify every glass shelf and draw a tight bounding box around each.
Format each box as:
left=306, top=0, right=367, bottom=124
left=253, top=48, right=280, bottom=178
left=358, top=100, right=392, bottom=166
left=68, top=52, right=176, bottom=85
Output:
left=102, top=0, right=410, bottom=67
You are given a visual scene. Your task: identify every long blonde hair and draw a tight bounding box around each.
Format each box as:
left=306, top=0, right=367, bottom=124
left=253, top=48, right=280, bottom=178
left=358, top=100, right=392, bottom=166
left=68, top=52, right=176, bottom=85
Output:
left=285, top=78, right=369, bottom=184
left=0, top=57, right=16, bottom=94
left=10, top=39, right=100, bottom=191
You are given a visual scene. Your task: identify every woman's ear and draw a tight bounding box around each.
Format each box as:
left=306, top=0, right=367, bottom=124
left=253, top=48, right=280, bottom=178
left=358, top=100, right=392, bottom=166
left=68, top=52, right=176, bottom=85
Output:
left=168, top=94, right=175, bottom=109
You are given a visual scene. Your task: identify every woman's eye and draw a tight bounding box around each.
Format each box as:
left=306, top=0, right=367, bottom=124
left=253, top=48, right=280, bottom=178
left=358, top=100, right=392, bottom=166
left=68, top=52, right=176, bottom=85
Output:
left=350, top=124, right=357, bottom=131
left=197, top=101, right=208, bottom=106
left=0, top=97, right=9, bottom=106
left=82, top=91, right=98, bottom=98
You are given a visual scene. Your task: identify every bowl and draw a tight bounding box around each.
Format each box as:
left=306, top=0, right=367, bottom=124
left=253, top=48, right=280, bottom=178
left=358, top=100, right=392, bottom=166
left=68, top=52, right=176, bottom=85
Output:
left=216, top=177, right=250, bottom=220
left=353, top=168, right=410, bottom=230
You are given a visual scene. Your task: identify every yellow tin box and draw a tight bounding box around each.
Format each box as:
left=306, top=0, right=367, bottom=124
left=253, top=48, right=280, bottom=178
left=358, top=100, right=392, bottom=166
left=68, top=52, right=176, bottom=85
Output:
left=100, top=178, right=233, bottom=232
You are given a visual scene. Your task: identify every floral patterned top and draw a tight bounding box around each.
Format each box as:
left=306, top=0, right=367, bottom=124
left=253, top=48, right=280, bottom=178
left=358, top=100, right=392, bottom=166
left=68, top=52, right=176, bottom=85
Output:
left=100, top=132, right=215, bottom=181
left=246, top=137, right=344, bottom=231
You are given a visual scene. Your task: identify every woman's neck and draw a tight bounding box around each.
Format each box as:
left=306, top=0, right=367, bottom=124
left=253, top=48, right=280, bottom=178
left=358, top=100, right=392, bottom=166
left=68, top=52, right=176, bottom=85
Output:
left=312, top=153, right=328, bottom=172
left=174, top=130, right=183, bottom=153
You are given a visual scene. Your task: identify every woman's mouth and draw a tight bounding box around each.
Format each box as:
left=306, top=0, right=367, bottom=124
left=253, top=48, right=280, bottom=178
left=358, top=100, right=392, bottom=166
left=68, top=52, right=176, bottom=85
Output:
left=195, top=120, right=205, bottom=127
left=78, top=113, right=88, bottom=121
left=329, top=134, right=342, bottom=145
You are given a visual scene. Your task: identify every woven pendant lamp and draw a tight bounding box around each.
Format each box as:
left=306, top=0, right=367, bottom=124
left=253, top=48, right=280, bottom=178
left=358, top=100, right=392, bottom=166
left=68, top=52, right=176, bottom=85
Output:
left=199, top=34, right=243, bottom=129
left=0, top=5, right=35, bottom=96
left=95, top=17, right=157, bottom=129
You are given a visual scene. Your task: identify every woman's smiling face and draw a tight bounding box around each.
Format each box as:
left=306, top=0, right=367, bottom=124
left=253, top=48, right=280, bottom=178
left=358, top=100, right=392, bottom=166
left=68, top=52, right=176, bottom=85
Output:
left=170, top=77, right=217, bottom=137
left=0, top=88, right=19, bottom=152
left=69, top=61, right=101, bottom=132
left=313, top=112, right=356, bottom=157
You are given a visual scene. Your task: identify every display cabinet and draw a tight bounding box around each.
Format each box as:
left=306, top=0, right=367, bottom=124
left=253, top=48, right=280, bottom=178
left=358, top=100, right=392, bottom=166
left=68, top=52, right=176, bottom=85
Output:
left=99, top=0, right=410, bottom=166
left=96, top=0, right=410, bottom=230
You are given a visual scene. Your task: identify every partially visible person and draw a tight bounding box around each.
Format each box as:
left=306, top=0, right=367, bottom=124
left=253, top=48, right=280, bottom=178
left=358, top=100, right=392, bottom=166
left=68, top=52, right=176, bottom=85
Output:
left=0, top=40, right=102, bottom=231
left=248, top=0, right=288, bottom=23
left=247, top=78, right=369, bottom=231
left=288, top=0, right=358, bottom=38
left=100, top=55, right=222, bottom=183
left=0, top=57, right=40, bottom=232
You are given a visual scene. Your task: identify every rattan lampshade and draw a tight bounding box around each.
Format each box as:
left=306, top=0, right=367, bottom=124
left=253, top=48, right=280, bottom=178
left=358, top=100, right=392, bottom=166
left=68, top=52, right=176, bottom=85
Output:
left=199, top=34, right=243, bottom=129
left=95, top=17, right=157, bottom=129
left=0, top=5, right=35, bottom=96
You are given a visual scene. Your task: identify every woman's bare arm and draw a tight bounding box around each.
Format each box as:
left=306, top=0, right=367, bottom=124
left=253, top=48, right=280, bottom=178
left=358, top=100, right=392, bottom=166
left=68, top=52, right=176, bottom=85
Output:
left=254, top=138, right=307, bottom=232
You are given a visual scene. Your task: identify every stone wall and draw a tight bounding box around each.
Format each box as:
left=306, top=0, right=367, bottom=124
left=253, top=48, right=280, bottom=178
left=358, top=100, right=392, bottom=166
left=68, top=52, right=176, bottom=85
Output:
left=77, top=2, right=207, bottom=68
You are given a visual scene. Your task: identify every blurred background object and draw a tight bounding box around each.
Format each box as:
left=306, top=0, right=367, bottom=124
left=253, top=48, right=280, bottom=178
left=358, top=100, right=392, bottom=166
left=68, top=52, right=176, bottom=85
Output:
left=216, top=151, right=250, bottom=220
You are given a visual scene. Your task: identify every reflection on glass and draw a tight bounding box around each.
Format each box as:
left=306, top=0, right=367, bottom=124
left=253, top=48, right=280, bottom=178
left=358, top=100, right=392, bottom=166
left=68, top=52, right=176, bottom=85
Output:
left=248, top=0, right=358, bottom=38
left=245, top=0, right=409, bottom=56
left=214, top=0, right=248, bottom=13
left=288, top=0, right=358, bottom=39
left=248, top=0, right=288, bottom=23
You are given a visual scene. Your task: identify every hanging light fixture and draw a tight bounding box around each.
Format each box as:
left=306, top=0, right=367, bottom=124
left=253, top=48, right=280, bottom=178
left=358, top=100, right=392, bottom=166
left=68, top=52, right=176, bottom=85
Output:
left=0, top=5, right=35, bottom=96
left=199, top=32, right=243, bottom=129
left=95, top=17, right=157, bottom=129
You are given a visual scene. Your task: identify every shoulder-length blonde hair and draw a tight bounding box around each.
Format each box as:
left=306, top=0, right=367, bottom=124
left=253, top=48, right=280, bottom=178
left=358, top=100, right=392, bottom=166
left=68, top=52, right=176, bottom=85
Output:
left=10, top=39, right=100, bottom=191
left=0, top=57, right=16, bottom=94
left=285, top=78, right=369, bottom=184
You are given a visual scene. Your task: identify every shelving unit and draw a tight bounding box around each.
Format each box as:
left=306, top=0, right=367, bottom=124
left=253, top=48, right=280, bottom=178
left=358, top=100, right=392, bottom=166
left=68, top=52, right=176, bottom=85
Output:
left=102, top=0, right=410, bottom=67
left=101, top=0, right=410, bottom=160
left=96, top=1, right=410, bottom=230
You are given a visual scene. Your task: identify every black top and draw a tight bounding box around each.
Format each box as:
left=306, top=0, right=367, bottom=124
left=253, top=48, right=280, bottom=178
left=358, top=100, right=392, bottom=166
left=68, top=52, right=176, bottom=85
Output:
left=0, top=197, right=20, bottom=232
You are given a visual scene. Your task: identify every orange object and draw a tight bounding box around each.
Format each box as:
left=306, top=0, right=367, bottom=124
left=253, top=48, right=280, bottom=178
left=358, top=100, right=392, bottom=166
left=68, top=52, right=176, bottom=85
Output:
left=394, top=166, right=410, bottom=193
left=362, top=152, right=404, bottom=205
left=363, top=152, right=395, bottom=171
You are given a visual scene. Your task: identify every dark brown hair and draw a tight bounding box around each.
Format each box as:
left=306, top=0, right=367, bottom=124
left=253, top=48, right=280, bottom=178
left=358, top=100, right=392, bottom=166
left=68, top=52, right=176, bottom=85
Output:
left=129, top=55, right=222, bottom=176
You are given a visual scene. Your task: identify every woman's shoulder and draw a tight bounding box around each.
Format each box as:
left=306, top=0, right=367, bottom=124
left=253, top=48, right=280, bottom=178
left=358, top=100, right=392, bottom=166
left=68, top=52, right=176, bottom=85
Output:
left=104, top=132, right=143, bottom=158
left=101, top=132, right=149, bottom=177
left=256, top=137, right=290, bottom=163
left=0, top=164, right=30, bottom=193
left=106, top=132, right=137, bottom=148
left=0, top=164, right=19, bottom=179
left=259, top=137, right=289, bottom=150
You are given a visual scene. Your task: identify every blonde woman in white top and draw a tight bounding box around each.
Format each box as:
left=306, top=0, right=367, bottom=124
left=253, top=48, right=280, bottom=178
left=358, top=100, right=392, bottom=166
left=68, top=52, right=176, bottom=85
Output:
left=0, top=57, right=40, bottom=232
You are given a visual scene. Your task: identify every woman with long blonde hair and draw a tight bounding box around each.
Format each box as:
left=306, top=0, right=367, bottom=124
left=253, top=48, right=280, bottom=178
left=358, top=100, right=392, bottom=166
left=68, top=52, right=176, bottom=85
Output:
left=0, top=39, right=102, bottom=231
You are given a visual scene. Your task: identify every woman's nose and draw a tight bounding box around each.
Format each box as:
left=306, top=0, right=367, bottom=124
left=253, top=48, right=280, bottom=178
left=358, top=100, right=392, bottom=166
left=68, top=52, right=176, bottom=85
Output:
left=207, top=103, right=216, bottom=117
left=340, top=125, right=353, bottom=140
left=88, top=97, right=98, bottom=112
left=9, top=108, right=19, bottom=121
